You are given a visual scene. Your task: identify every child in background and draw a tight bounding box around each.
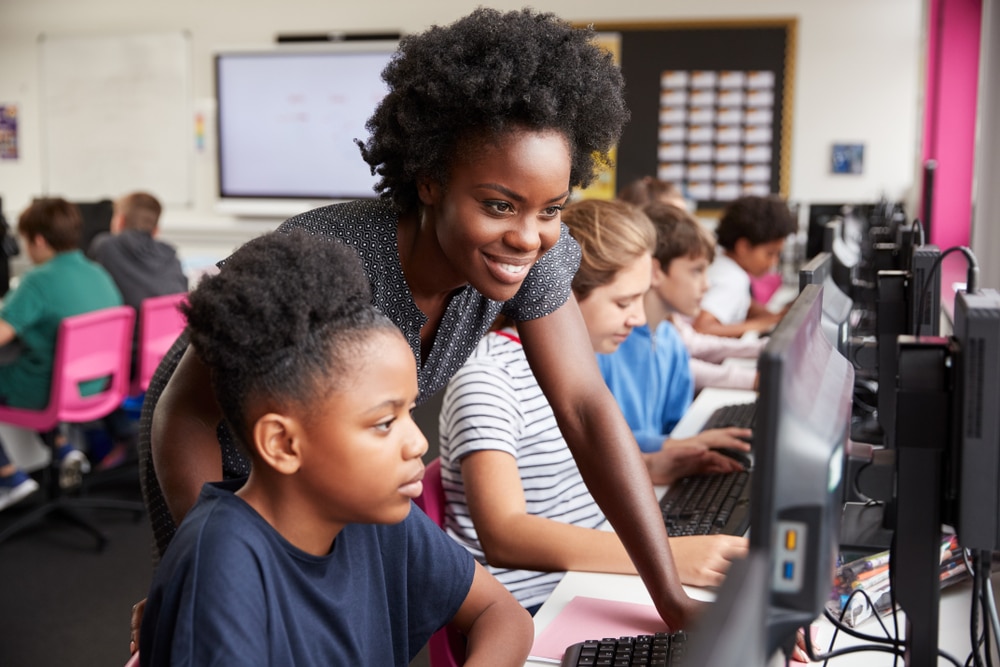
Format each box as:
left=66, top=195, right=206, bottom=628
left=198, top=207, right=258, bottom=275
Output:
left=439, top=199, right=747, bottom=615
left=595, top=203, right=754, bottom=455
left=0, top=198, right=122, bottom=506
left=642, top=201, right=764, bottom=392
left=617, top=176, right=690, bottom=211
left=139, top=230, right=531, bottom=666
left=692, top=195, right=798, bottom=338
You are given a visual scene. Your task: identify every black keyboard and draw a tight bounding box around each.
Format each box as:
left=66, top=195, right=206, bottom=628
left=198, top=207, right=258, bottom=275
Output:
left=701, top=400, right=757, bottom=430
left=560, top=632, right=690, bottom=666
left=658, top=469, right=752, bottom=536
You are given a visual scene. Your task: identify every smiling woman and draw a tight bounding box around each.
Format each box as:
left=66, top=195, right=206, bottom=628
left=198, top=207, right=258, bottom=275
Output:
left=133, top=6, right=703, bottom=661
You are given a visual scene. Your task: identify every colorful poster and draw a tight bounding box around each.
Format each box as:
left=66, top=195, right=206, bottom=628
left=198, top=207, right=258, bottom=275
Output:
left=0, top=105, right=17, bottom=160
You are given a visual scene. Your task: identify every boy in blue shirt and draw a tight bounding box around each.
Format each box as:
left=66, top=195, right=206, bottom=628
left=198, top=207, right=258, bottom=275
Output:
left=138, top=230, right=531, bottom=666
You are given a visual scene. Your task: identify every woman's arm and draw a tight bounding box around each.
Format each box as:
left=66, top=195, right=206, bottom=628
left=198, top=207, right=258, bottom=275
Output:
left=453, top=563, right=534, bottom=667
left=462, top=450, right=635, bottom=574
left=151, top=344, right=224, bottom=526
left=518, top=298, right=702, bottom=630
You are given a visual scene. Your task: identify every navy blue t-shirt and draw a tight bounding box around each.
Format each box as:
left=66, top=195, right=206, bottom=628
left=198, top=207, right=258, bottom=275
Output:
left=140, top=480, right=475, bottom=666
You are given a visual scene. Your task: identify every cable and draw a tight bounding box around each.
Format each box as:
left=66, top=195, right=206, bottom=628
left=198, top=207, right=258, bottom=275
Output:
left=973, top=548, right=985, bottom=667
left=985, top=558, right=1000, bottom=661
left=979, top=551, right=993, bottom=667
left=915, top=245, right=979, bottom=341
left=912, top=218, right=926, bottom=247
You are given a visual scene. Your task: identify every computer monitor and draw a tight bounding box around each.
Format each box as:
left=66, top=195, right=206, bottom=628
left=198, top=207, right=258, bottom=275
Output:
left=682, top=552, right=770, bottom=666
left=875, top=241, right=941, bottom=447
left=876, top=284, right=1000, bottom=666
left=799, top=252, right=853, bottom=356
left=749, top=284, right=855, bottom=655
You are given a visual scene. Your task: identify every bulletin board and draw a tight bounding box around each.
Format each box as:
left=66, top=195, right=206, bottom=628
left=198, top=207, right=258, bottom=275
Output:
left=586, top=19, right=796, bottom=211
left=39, top=32, right=193, bottom=205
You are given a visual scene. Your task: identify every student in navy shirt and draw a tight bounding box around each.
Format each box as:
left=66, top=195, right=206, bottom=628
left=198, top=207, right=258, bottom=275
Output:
left=139, top=230, right=531, bottom=666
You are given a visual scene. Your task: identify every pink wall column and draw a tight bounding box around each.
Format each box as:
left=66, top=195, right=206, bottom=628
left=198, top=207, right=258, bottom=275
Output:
left=921, top=0, right=982, bottom=249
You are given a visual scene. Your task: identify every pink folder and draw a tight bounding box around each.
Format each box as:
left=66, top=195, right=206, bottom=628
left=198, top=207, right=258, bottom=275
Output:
left=529, top=596, right=669, bottom=662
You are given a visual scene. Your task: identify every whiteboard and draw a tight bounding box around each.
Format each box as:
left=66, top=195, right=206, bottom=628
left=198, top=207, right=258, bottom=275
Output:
left=40, top=32, right=192, bottom=205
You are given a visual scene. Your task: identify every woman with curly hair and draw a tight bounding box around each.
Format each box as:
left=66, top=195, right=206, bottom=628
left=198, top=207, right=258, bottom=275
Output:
left=134, top=7, right=701, bottom=650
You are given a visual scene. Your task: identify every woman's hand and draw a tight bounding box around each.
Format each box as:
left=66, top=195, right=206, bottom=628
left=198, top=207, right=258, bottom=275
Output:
left=667, top=535, right=748, bottom=588
left=129, top=598, right=146, bottom=655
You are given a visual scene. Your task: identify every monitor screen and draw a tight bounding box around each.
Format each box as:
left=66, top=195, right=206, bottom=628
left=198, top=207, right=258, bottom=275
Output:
left=799, top=252, right=853, bottom=355
left=214, top=42, right=396, bottom=214
left=749, top=284, right=855, bottom=654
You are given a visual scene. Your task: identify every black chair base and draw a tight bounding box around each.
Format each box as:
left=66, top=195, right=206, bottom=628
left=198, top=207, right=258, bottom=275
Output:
left=0, top=462, right=145, bottom=550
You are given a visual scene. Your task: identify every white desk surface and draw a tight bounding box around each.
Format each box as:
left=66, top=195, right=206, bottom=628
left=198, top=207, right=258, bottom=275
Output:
left=526, top=388, right=995, bottom=666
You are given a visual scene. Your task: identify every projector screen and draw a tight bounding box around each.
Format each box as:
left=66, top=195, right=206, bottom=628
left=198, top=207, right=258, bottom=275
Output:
left=214, top=42, right=396, bottom=214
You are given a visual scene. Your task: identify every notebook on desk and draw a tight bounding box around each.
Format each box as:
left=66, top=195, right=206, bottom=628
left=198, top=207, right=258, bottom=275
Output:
left=557, top=554, right=771, bottom=667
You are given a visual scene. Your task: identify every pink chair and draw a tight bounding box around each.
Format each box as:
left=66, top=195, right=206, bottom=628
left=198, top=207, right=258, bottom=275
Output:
left=131, top=292, right=188, bottom=396
left=0, top=306, right=144, bottom=549
left=413, top=457, right=466, bottom=667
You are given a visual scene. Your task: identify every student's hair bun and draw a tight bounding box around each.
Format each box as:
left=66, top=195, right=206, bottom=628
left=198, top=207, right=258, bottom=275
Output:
left=183, top=228, right=394, bottom=440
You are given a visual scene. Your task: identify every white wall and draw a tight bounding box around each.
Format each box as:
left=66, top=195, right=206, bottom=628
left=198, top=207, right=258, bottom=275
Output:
left=972, top=0, right=1000, bottom=290
left=0, top=0, right=924, bottom=266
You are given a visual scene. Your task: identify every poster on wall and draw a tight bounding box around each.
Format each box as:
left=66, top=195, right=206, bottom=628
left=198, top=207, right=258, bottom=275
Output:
left=656, top=68, right=777, bottom=202
left=585, top=20, right=796, bottom=211
left=0, top=105, right=17, bottom=160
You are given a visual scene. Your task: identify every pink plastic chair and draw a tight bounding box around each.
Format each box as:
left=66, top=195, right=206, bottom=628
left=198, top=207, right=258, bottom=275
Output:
left=0, top=306, right=144, bottom=549
left=414, top=458, right=466, bottom=667
left=131, top=292, right=188, bottom=396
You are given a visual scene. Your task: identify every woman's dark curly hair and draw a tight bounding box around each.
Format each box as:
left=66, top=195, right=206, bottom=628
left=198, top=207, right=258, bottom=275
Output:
left=182, top=229, right=397, bottom=448
left=358, top=7, right=630, bottom=213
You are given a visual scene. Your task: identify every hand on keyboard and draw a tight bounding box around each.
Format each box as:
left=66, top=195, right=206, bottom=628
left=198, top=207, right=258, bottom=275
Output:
left=643, top=443, right=745, bottom=486
left=665, top=427, right=751, bottom=452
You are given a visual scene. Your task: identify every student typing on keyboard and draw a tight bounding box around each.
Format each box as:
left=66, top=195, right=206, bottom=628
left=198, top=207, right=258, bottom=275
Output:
left=439, top=201, right=748, bottom=623
left=597, top=201, right=754, bottom=475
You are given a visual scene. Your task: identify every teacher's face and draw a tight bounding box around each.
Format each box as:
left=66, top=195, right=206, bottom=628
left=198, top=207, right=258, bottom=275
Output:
left=418, top=128, right=572, bottom=302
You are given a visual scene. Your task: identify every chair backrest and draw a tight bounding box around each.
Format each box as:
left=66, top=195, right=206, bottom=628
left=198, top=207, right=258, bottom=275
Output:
left=0, top=306, right=135, bottom=432
left=53, top=306, right=135, bottom=424
left=414, top=457, right=465, bottom=667
left=132, top=292, right=187, bottom=395
left=415, top=456, right=447, bottom=525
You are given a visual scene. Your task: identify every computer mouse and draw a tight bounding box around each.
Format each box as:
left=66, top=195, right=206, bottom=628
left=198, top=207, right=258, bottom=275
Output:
left=714, top=447, right=753, bottom=469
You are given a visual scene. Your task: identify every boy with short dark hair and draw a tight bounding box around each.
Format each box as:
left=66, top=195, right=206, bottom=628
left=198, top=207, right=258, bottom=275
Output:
left=139, top=229, right=531, bottom=666
left=692, top=195, right=797, bottom=337
left=642, top=202, right=764, bottom=392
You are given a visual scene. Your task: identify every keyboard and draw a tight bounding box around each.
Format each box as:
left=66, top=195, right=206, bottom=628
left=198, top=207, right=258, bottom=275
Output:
left=700, top=400, right=756, bottom=430
left=560, top=632, right=690, bottom=666
left=700, top=400, right=756, bottom=469
left=658, top=469, right=752, bottom=536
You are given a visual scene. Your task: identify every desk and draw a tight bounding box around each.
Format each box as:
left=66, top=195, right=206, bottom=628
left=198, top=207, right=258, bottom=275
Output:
left=526, top=388, right=996, bottom=666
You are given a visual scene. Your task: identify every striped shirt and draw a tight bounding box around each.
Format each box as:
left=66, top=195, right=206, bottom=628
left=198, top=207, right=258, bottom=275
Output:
left=439, top=329, right=605, bottom=608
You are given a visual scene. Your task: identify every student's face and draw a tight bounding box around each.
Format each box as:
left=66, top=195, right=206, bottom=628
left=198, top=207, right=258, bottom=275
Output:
left=419, top=128, right=572, bottom=302
left=654, top=253, right=711, bottom=317
left=577, top=253, right=652, bottom=354
left=298, top=330, right=427, bottom=528
left=734, top=238, right=785, bottom=277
